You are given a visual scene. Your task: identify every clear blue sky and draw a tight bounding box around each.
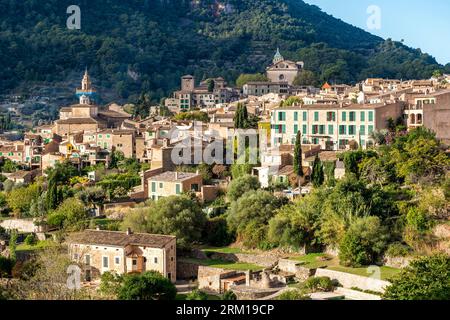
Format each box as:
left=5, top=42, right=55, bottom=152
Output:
left=304, top=0, right=450, bottom=65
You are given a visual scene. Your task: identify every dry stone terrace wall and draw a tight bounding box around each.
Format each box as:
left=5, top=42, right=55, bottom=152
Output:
left=205, top=252, right=279, bottom=269
left=277, top=259, right=315, bottom=280
left=383, top=256, right=412, bottom=269
left=177, top=260, right=199, bottom=280
left=0, top=219, right=48, bottom=233
left=315, top=268, right=391, bottom=293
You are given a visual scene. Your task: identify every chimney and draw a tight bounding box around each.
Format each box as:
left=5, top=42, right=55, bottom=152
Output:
left=126, top=228, right=132, bottom=235
left=175, top=172, right=178, bottom=180
left=245, top=270, right=251, bottom=287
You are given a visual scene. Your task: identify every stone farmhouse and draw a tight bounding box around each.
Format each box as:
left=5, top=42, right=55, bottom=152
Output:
left=68, top=229, right=177, bottom=283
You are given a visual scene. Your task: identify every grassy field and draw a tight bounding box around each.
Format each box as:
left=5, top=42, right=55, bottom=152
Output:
left=16, top=240, right=55, bottom=252
left=183, top=258, right=263, bottom=271
left=202, top=246, right=250, bottom=255
left=288, top=253, right=401, bottom=281
left=288, top=253, right=331, bottom=269
left=328, top=265, right=401, bottom=281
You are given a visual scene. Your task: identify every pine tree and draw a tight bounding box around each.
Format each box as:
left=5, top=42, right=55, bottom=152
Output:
left=311, top=155, right=324, bottom=187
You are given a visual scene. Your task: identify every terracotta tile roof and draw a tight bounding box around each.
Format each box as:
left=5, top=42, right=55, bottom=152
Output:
left=6, top=170, right=33, bottom=179
left=56, top=117, right=99, bottom=125
left=277, top=165, right=294, bottom=176
left=149, top=171, right=200, bottom=182
left=98, top=110, right=132, bottom=118
left=68, top=230, right=175, bottom=248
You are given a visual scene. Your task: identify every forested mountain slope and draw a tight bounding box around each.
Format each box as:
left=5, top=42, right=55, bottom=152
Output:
left=0, top=0, right=446, bottom=102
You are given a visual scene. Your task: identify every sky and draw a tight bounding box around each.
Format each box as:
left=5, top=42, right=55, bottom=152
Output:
left=303, top=0, right=450, bottom=65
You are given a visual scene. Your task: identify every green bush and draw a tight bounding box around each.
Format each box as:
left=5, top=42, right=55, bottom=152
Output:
left=227, top=175, right=260, bottom=202
left=117, top=271, right=176, bottom=300
left=406, top=207, right=432, bottom=233
left=278, top=289, right=311, bottom=300
left=203, top=216, right=234, bottom=247
left=222, top=290, right=237, bottom=300
left=304, top=277, right=334, bottom=292
left=383, top=254, right=450, bottom=300
left=338, top=216, right=388, bottom=267
left=385, top=243, right=412, bottom=257
left=186, top=289, right=208, bottom=300
left=24, top=234, right=37, bottom=246
left=99, top=271, right=123, bottom=298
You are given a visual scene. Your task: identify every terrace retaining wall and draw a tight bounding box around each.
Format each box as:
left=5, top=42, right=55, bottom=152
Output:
left=315, top=268, right=391, bottom=293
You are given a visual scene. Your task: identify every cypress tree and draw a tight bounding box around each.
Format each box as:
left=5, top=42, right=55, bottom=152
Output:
left=234, top=104, right=241, bottom=128
left=293, top=131, right=304, bottom=178
left=242, top=104, right=248, bottom=127
left=46, top=173, right=59, bottom=210
left=312, top=155, right=324, bottom=187
left=234, top=103, right=249, bottom=129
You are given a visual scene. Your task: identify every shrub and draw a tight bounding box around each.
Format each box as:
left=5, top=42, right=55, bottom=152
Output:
left=339, top=216, right=388, bottom=267
left=99, top=271, right=123, bottom=298
left=203, top=216, right=234, bottom=247
left=186, top=289, right=209, bottom=300
left=24, top=234, right=37, bottom=246
left=278, top=289, right=311, bottom=300
left=383, top=254, right=450, bottom=300
left=406, top=207, right=432, bottom=233
left=304, top=277, right=334, bottom=292
left=385, top=243, right=412, bottom=257
left=222, top=290, right=237, bottom=300
left=117, top=271, right=176, bottom=300
left=227, top=190, right=287, bottom=248
left=227, top=175, right=260, bottom=202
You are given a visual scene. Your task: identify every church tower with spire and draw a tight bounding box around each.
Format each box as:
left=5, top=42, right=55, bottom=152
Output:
left=76, top=68, right=97, bottom=105
left=273, top=47, right=284, bottom=64
left=266, top=48, right=304, bottom=85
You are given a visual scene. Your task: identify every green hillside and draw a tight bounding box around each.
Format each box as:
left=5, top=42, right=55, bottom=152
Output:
left=0, top=0, right=447, bottom=103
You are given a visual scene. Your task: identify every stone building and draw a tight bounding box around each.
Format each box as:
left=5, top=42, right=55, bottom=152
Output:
left=242, top=49, right=304, bottom=97
left=270, top=101, right=405, bottom=150
left=68, top=229, right=177, bottom=282
left=266, top=48, right=304, bottom=85
left=405, top=90, right=450, bottom=144
left=146, top=171, right=203, bottom=201
left=168, top=75, right=238, bottom=111
left=54, top=71, right=130, bottom=136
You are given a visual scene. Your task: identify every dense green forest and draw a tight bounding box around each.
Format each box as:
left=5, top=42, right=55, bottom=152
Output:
left=0, top=0, right=448, bottom=103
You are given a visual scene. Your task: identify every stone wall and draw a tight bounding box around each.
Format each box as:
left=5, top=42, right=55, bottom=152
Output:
left=324, top=246, right=339, bottom=257
left=232, top=287, right=280, bottom=300
left=383, top=256, right=412, bottom=269
left=198, top=266, right=237, bottom=294
left=200, top=185, right=218, bottom=203
left=334, top=287, right=382, bottom=300
left=277, top=259, right=315, bottom=281
left=207, top=252, right=278, bottom=269
left=315, top=268, right=391, bottom=293
left=0, top=219, right=48, bottom=233
left=177, top=260, right=199, bottom=280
